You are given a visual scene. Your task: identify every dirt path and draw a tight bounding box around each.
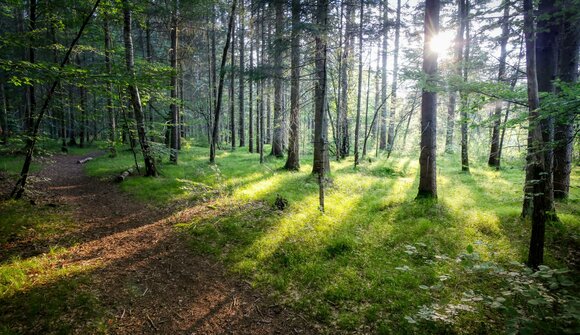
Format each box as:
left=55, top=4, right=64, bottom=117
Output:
left=30, top=153, right=315, bottom=334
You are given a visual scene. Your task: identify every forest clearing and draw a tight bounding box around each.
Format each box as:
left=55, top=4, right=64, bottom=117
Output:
left=0, top=0, right=579, bottom=333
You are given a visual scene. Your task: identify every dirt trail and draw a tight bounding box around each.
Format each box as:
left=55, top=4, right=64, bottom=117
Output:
left=29, top=153, right=315, bottom=334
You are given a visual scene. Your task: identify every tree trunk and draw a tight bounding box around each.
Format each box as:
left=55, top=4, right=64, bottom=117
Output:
left=313, top=0, right=330, bottom=176
left=170, top=3, right=179, bottom=164
left=523, top=0, right=558, bottom=216
left=416, top=0, right=439, bottom=199
left=104, top=14, right=116, bottom=157
left=460, top=0, right=470, bottom=172
left=523, top=0, right=548, bottom=269
left=354, top=0, right=364, bottom=167
left=387, top=0, right=401, bottom=157
left=488, top=1, right=510, bottom=167
left=271, top=0, right=284, bottom=157
left=210, top=0, right=237, bottom=163
left=122, top=0, right=157, bottom=176
left=0, top=79, right=8, bottom=145
left=379, top=0, right=388, bottom=151
left=239, top=2, right=245, bottom=147
left=230, top=11, right=236, bottom=150
left=248, top=4, right=254, bottom=153
left=285, top=0, right=301, bottom=170
left=553, top=1, right=579, bottom=199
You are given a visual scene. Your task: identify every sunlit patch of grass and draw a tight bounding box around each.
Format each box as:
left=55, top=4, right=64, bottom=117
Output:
left=89, top=146, right=579, bottom=333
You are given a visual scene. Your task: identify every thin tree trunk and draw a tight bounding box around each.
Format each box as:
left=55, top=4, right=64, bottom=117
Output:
left=488, top=1, right=510, bottom=167
left=170, top=3, right=179, bottom=163
left=104, top=14, right=116, bottom=157
left=11, top=0, right=101, bottom=199
left=460, top=0, right=470, bottom=173
left=285, top=0, right=301, bottom=170
left=354, top=0, right=364, bottom=167
left=271, top=0, right=284, bottom=157
left=248, top=4, right=254, bottom=153
left=239, top=1, right=245, bottom=147
left=230, top=11, right=236, bottom=150
left=313, top=0, right=330, bottom=176
left=210, top=0, right=237, bottom=163
left=361, top=62, right=372, bottom=159
left=416, top=0, right=439, bottom=199
left=0, top=78, right=8, bottom=145
left=387, top=0, right=401, bottom=158
left=379, top=0, right=388, bottom=150
left=122, top=0, right=157, bottom=176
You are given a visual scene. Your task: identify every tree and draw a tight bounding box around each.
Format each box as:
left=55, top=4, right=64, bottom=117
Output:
left=379, top=0, right=388, bottom=151
left=460, top=0, right=470, bottom=173
left=553, top=0, right=579, bottom=199
left=103, top=11, right=116, bottom=157
left=523, top=0, right=550, bottom=269
left=487, top=0, right=510, bottom=168
left=271, top=0, right=285, bottom=158
left=312, top=0, right=330, bottom=176
left=353, top=0, right=364, bottom=167
left=284, top=0, right=301, bottom=170
left=416, top=0, right=440, bottom=199
left=239, top=1, right=246, bottom=148
left=170, top=0, right=180, bottom=164
left=210, top=0, right=237, bottom=164
left=123, top=0, right=157, bottom=176
left=387, top=0, right=402, bottom=157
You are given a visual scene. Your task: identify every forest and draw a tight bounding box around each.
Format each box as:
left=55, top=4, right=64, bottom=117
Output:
left=0, top=0, right=579, bottom=333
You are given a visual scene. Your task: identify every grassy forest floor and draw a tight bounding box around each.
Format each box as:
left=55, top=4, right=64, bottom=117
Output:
left=1, top=140, right=579, bottom=334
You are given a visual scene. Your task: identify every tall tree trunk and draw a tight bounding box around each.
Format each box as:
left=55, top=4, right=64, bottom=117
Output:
left=248, top=4, right=254, bottom=153
left=285, top=0, right=301, bottom=170
left=361, top=62, right=372, bottom=159
left=338, top=1, right=353, bottom=158
left=239, top=2, right=245, bottom=147
left=313, top=0, right=330, bottom=176
left=460, top=0, right=470, bottom=172
left=416, top=0, right=440, bottom=199
left=25, top=0, right=36, bottom=133
left=210, top=0, right=237, bottom=163
left=523, top=0, right=558, bottom=216
left=271, top=0, right=284, bottom=157
left=523, top=0, right=548, bottom=269
left=104, top=14, right=116, bottom=157
left=488, top=1, right=510, bottom=167
left=170, top=3, right=179, bottom=163
left=379, top=0, right=388, bottom=150
left=387, top=0, right=401, bottom=157
left=553, top=3, right=579, bottom=199
left=354, top=0, right=364, bottom=167
left=445, top=0, right=466, bottom=154
left=230, top=11, right=236, bottom=150
left=122, top=0, right=157, bottom=176
left=11, top=0, right=101, bottom=199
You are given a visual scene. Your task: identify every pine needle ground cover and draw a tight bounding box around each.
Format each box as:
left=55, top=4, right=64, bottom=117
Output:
left=86, top=145, right=580, bottom=334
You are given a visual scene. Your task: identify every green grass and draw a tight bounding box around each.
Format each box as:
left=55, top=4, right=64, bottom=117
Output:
left=87, top=144, right=580, bottom=334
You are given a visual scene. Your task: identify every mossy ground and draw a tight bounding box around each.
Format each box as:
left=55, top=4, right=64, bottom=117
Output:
left=84, top=143, right=579, bottom=334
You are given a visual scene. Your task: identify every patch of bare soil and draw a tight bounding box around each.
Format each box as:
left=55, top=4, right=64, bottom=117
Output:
left=8, top=153, right=318, bottom=334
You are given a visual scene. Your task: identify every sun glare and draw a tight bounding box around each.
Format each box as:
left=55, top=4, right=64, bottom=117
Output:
left=429, top=31, right=456, bottom=56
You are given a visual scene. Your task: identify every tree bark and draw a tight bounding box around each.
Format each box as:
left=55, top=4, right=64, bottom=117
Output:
left=239, top=2, right=245, bottom=147
left=488, top=1, right=510, bottom=167
left=387, top=0, right=401, bottom=157
left=122, top=0, right=157, bottom=176
left=230, top=10, right=236, bottom=150
left=379, top=0, right=388, bottom=151
left=553, top=1, right=579, bottom=199
left=104, top=13, right=116, bottom=157
left=460, top=0, right=470, bottom=173
left=210, top=0, right=237, bottom=163
left=170, top=2, right=179, bottom=163
left=416, top=0, right=440, bottom=199
left=523, top=0, right=548, bottom=269
left=271, top=0, right=284, bottom=157
left=285, top=0, right=301, bottom=170
left=354, top=0, right=364, bottom=167
left=313, top=0, right=330, bottom=176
